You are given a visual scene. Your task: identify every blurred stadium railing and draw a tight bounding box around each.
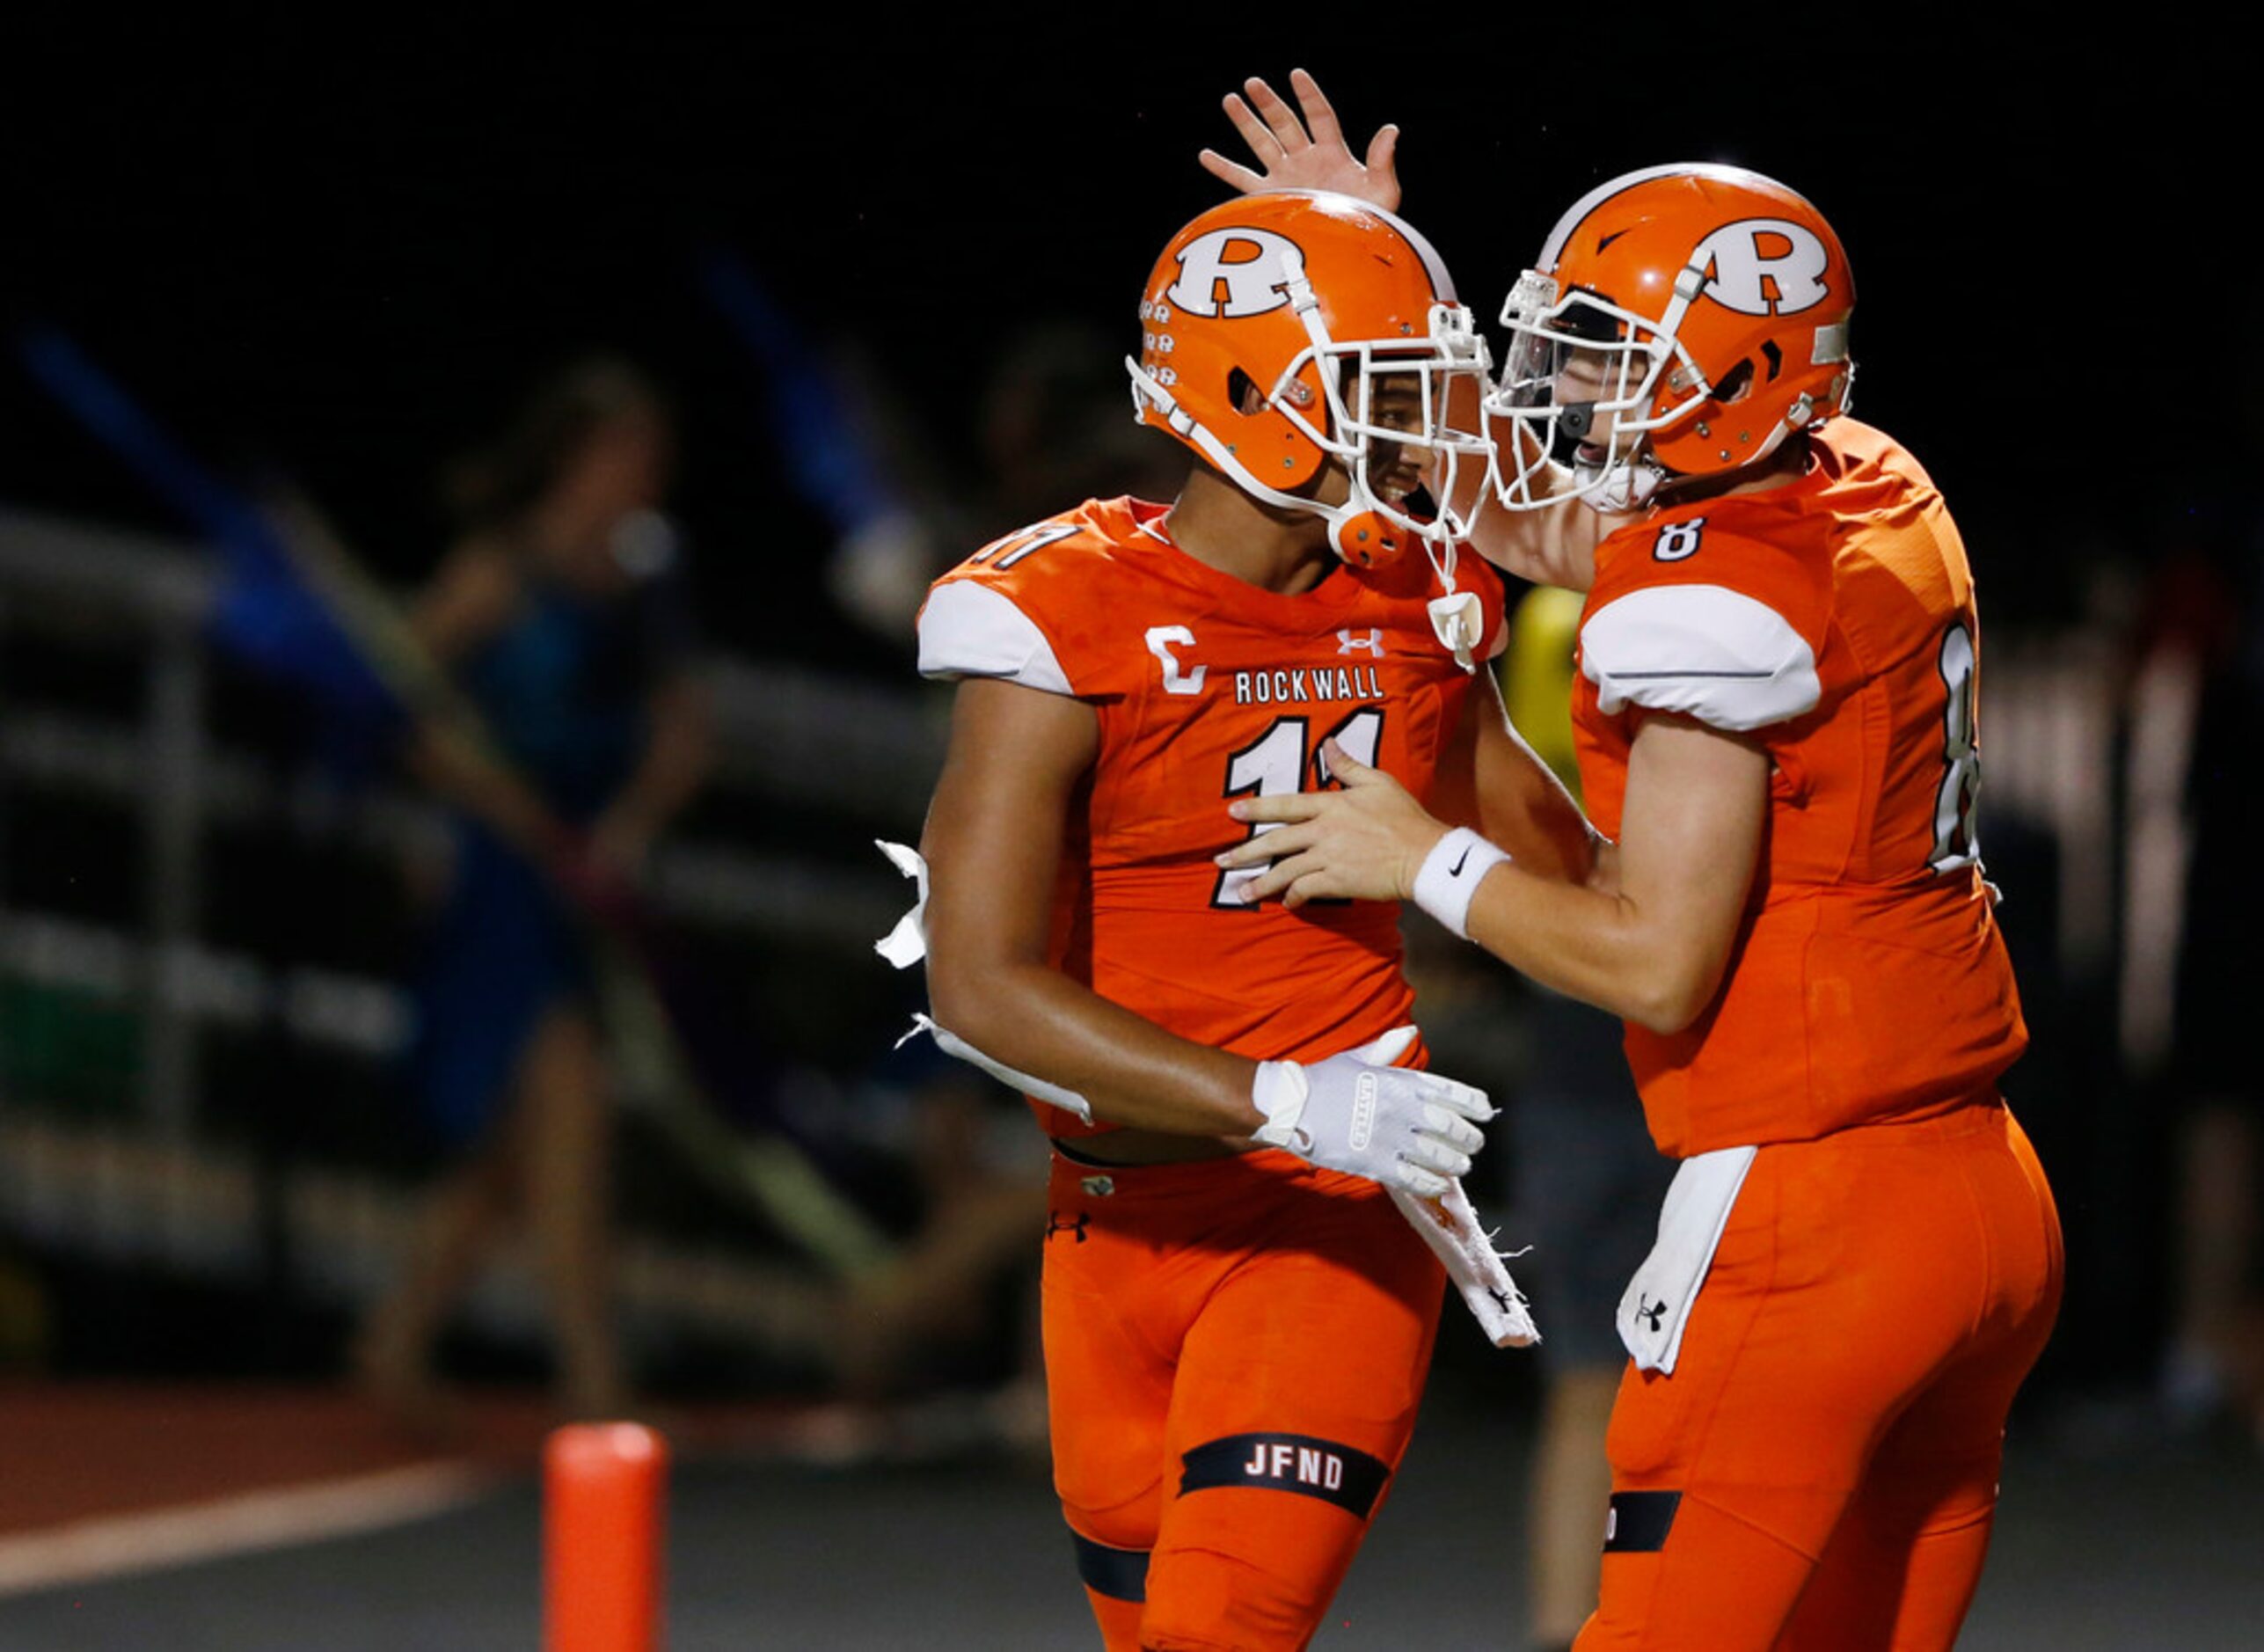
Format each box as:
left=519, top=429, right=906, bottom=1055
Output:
left=0, top=504, right=946, bottom=1376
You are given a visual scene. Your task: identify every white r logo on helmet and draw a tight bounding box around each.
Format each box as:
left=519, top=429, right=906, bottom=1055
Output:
left=1166, top=228, right=1303, bottom=318
left=1691, top=218, right=1831, bottom=317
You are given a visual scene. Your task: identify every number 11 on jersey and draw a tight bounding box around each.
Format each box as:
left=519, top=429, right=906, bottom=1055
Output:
left=1212, top=708, right=1384, bottom=908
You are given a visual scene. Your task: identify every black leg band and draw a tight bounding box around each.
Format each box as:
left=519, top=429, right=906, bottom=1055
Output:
left=1070, top=1530, right=1149, bottom=1602
left=1603, top=1489, right=1682, bottom=1553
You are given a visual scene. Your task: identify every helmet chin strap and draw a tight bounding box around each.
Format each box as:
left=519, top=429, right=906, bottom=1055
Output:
left=1128, top=360, right=1480, bottom=672
left=1326, top=504, right=1401, bottom=567
left=1586, top=400, right=1815, bottom=515
left=1128, top=356, right=1355, bottom=524
left=1423, top=552, right=1480, bottom=672
left=1574, top=450, right=1670, bottom=515
left=1328, top=500, right=1479, bottom=673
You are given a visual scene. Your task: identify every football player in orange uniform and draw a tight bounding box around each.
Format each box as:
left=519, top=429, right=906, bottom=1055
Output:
left=1216, top=85, right=2063, bottom=1652
left=902, top=190, right=1596, bottom=1649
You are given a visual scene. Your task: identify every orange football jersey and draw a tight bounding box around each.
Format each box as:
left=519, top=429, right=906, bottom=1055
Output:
left=920, top=496, right=1505, bottom=1138
left=1571, top=420, right=2026, bottom=1156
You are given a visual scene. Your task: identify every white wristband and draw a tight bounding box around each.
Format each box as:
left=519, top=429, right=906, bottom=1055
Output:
left=1412, top=828, right=1511, bottom=940
left=1247, top=1059, right=1310, bottom=1150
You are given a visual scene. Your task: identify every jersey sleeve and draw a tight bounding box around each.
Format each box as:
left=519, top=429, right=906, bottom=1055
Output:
left=917, top=580, right=1077, bottom=696
left=1579, top=581, right=1821, bottom=733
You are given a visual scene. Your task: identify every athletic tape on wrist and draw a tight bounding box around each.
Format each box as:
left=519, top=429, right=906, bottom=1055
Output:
left=902, top=1014, right=1096, bottom=1123
left=1249, top=1059, right=1310, bottom=1151
left=1413, top=828, right=1511, bottom=940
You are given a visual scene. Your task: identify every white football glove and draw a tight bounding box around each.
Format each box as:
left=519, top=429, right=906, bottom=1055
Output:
left=1250, top=1027, right=1494, bottom=1199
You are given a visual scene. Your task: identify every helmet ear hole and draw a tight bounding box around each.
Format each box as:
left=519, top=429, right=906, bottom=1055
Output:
left=1713, top=358, right=1756, bottom=404
left=1227, top=368, right=1267, bottom=417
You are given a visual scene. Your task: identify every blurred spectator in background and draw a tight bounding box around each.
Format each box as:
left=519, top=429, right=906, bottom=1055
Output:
left=818, top=1037, right=1050, bottom=1436
left=2146, top=543, right=2264, bottom=1446
left=822, top=320, right=1182, bottom=643
left=354, top=358, right=712, bottom=1430
left=972, top=323, right=1186, bottom=543
left=1499, top=586, right=1676, bottom=1652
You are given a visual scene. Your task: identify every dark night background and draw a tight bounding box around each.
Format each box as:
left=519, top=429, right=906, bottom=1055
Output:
left=3, top=22, right=2251, bottom=653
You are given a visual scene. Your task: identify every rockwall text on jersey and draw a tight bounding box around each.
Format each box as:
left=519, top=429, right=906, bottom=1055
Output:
left=920, top=496, right=1505, bottom=1138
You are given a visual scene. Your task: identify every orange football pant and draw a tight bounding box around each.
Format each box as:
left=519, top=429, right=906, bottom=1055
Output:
left=1577, top=1098, right=2063, bottom=1651
left=1041, top=1146, right=1444, bottom=1651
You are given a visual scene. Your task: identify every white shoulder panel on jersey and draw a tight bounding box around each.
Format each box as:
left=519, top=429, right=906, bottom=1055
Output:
left=917, top=581, right=1077, bottom=696
left=1581, top=583, right=1821, bottom=732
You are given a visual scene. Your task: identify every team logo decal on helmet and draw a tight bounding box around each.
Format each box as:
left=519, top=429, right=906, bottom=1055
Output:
left=1166, top=227, right=1303, bottom=318
left=1486, top=164, right=1856, bottom=515
left=1126, top=191, right=1494, bottom=662
left=1690, top=220, right=1833, bottom=317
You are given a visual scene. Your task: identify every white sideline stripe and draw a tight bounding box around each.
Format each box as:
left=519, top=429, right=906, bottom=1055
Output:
left=0, top=1460, right=500, bottom=1598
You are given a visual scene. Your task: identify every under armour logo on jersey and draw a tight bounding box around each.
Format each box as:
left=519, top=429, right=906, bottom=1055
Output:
left=1652, top=518, right=1705, bottom=562
left=1165, top=227, right=1303, bottom=318
left=1337, top=628, right=1385, bottom=656
left=1046, top=1211, right=1090, bottom=1244
left=1146, top=626, right=1206, bottom=695
left=1691, top=219, right=1831, bottom=317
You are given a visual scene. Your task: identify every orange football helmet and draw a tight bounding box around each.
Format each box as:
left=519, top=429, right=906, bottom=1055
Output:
left=1127, top=190, right=1491, bottom=584
left=1486, top=164, right=1856, bottom=512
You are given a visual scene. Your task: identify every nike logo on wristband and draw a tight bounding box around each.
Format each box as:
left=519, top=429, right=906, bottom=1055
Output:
left=1413, top=829, right=1510, bottom=942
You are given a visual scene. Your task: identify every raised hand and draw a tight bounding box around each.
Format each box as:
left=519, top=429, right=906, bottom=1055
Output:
left=1198, top=69, right=1401, bottom=213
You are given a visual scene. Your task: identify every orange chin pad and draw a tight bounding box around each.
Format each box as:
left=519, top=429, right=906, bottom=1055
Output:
left=1332, top=509, right=1406, bottom=567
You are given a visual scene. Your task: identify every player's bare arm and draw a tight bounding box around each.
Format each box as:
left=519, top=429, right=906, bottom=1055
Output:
left=921, top=675, right=1490, bottom=1194
left=1424, top=666, right=1601, bottom=883
left=922, top=676, right=1264, bottom=1138
left=1466, top=486, right=1614, bottom=594
left=1221, top=713, right=1767, bottom=1034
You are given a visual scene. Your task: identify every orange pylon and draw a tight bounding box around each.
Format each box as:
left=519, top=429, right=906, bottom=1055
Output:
left=544, top=1422, right=668, bottom=1652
